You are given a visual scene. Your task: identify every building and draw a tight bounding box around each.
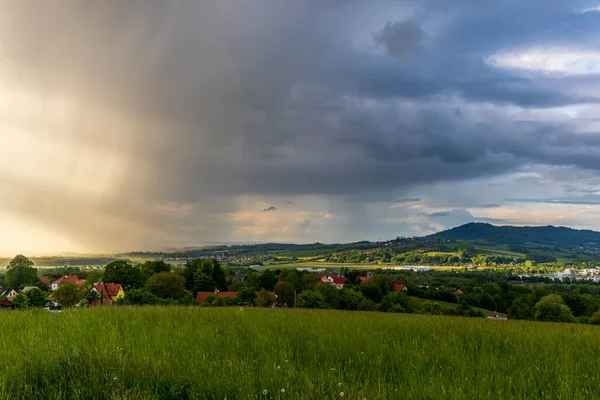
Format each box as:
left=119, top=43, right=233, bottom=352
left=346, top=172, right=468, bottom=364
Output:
left=51, top=276, right=86, bottom=291
left=392, top=283, right=408, bottom=292
left=230, top=274, right=248, bottom=282
left=39, top=276, right=51, bottom=287
left=90, top=283, right=125, bottom=307
left=0, top=288, right=17, bottom=301
left=21, top=286, right=39, bottom=293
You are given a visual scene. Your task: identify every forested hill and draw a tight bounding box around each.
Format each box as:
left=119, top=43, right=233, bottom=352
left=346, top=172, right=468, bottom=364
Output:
left=428, top=223, right=600, bottom=247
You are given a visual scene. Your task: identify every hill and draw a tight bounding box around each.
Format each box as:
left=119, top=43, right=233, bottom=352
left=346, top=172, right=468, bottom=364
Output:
left=428, top=222, right=600, bottom=248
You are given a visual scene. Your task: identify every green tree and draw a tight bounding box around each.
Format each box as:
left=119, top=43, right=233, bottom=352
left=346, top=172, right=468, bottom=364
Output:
left=379, top=292, right=413, bottom=313
left=360, top=283, right=383, bottom=303
left=338, top=289, right=365, bottom=311
left=25, top=288, right=48, bottom=307
left=103, top=261, right=144, bottom=290
left=123, top=289, right=162, bottom=305
left=274, top=281, right=295, bottom=306
left=259, top=269, right=278, bottom=291
left=588, top=310, right=600, bottom=325
left=297, top=290, right=327, bottom=309
left=145, top=272, right=188, bottom=300
left=535, top=295, right=576, bottom=323
left=237, top=286, right=257, bottom=304
left=508, top=296, right=535, bottom=320
left=316, top=284, right=340, bottom=309
left=5, top=255, right=38, bottom=288
left=141, top=260, right=172, bottom=280
left=11, top=293, right=28, bottom=309
left=52, top=281, right=83, bottom=308
left=254, top=289, right=276, bottom=307
left=194, top=273, right=215, bottom=292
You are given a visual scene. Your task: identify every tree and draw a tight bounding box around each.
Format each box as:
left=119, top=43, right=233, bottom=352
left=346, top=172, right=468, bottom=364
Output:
left=338, top=289, right=365, bottom=311
left=124, top=289, right=162, bottom=305
left=25, top=288, right=48, bottom=307
left=141, top=260, right=172, bottom=280
left=5, top=255, right=38, bottom=288
left=145, top=272, right=187, bottom=300
left=52, top=281, right=83, bottom=308
left=535, top=295, right=576, bottom=323
left=274, top=281, right=295, bottom=306
left=589, top=310, right=600, bottom=325
left=508, top=296, right=535, bottom=320
left=259, top=269, right=278, bottom=291
left=194, top=273, right=215, bottom=292
left=360, top=283, right=383, bottom=303
left=254, top=289, right=276, bottom=307
left=316, top=284, right=340, bottom=309
left=237, top=286, right=257, bottom=304
left=379, top=292, right=413, bottom=313
left=103, top=261, right=144, bottom=290
left=297, top=290, right=327, bottom=309
left=11, top=293, right=28, bottom=309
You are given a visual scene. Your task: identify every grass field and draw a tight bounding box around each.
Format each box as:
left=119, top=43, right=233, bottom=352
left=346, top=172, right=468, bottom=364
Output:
left=1, top=307, right=599, bottom=399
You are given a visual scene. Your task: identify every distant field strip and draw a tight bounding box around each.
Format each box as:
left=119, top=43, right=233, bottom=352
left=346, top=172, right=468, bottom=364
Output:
left=0, top=307, right=598, bottom=399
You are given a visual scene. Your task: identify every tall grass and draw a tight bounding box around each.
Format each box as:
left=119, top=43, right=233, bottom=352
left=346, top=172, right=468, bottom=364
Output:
left=0, top=307, right=598, bottom=399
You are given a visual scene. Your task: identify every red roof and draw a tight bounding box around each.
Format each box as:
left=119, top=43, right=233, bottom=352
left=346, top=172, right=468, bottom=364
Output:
left=196, top=291, right=238, bottom=303
left=104, top=283, right=122, bottom=297
left=359, top=276, right=369, bottom=282
left=52, top=275, right=85, bottom=286
left=393, top=283, right=405, bottom=292
left=0, top=300, right=12, bottom=307
left=39, top=276, right=51, bottom=286
left=332, top=277, right=345, bottom=285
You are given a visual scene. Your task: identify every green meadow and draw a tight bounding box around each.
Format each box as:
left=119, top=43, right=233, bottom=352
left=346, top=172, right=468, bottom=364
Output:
left=1, top=307, right=599, bottom=399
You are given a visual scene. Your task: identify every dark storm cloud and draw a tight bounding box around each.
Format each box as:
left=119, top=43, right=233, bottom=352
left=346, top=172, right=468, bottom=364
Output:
left=3, top=0, right=600, bottom=248
left=262, top=206, right=277, bottom=212
left=373, top=20, right=425, bottom=58
left=395, top=197, right=421, bottom=203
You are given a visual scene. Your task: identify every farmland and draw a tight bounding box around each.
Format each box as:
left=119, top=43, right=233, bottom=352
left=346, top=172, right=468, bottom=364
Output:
left=0, top=307, right=599, bottom=399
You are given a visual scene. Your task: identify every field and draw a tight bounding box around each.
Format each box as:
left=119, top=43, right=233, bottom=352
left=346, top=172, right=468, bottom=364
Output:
left=268, top=261, right=461, bottom=271
left=0, top=307, right=599, bottom=399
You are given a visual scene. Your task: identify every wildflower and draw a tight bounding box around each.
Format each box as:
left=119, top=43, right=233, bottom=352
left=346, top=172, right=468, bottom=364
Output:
left=263, top=390, right=268, bottom=395
left=340, top=392, right=345, bottom=397
left=338, top=383, right=342, bottom=387
left=277, top=365, right=281, bottom=370
left=281, top=389, right=285, bottom=393
left=285, top=360, right=288, bottom=363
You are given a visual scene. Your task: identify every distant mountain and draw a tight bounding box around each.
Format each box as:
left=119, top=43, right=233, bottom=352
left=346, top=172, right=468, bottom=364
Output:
left=428, top=223, right=600, bottom=247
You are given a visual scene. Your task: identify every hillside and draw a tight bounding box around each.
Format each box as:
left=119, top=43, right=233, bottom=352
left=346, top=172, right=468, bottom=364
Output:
left=429, top=222, right=600, bottom=248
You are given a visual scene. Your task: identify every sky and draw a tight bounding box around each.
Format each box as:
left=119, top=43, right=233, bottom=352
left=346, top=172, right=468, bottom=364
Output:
left=2, top=1, right=600, bottom=255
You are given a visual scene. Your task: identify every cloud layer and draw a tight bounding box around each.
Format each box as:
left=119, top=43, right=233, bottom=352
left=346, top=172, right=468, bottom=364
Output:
left=2, top=0, right=600, bottom=253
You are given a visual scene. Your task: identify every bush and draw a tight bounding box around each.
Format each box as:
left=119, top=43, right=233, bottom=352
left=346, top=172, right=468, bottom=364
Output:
left=379, top=292, right=413, bottom=313
left=589, top=310, right=600, bottom=325
left=297, top=290, right=327, bottom=309
left=535, top=295, right=576, bottom=323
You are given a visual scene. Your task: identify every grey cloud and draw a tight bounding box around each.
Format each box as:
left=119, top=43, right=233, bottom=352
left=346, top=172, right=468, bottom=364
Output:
left=395, top=197, right=421, bottom=203
left=373, top=20, right=425, bottom=58
left=507, top=195, right=600, bottom=205
left=3, top=0, right=600, bottom=249
left=262, top=206, right=277, bottom=212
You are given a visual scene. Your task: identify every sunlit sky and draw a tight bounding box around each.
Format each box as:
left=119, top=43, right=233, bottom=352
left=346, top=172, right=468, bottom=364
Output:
left=2, top=1, right=600, bottom=255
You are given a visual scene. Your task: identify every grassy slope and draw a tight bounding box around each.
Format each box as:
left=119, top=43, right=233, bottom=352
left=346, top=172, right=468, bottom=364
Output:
left=0, top=307, right=598, bottom=399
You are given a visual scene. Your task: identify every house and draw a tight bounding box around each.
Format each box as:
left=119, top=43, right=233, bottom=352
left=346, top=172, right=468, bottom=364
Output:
left=487, top=313, right=508, bottom=321
left=21, top=286, right=39, bottom=293
left=230, top=274, right=247, bottom=282
left=331, top=277, right=345, bottom=289
left=90, top=283, right=125, bottom=307
left=0, top=300, right=12, bottom=309
left=392, top=283, right=408, bottom=292
left=359, top=276, right=369, bottom=282
left=366, top=272, right=374, bottom=279
left=0, top=288, right=18, bottom=301
left=452, top=288, right=464, bottom=295
left=39, top=276, right=51, bottom=287
left=196, top=291, right=240, bottom=304
left=51, top=275, right=86, bottom=291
